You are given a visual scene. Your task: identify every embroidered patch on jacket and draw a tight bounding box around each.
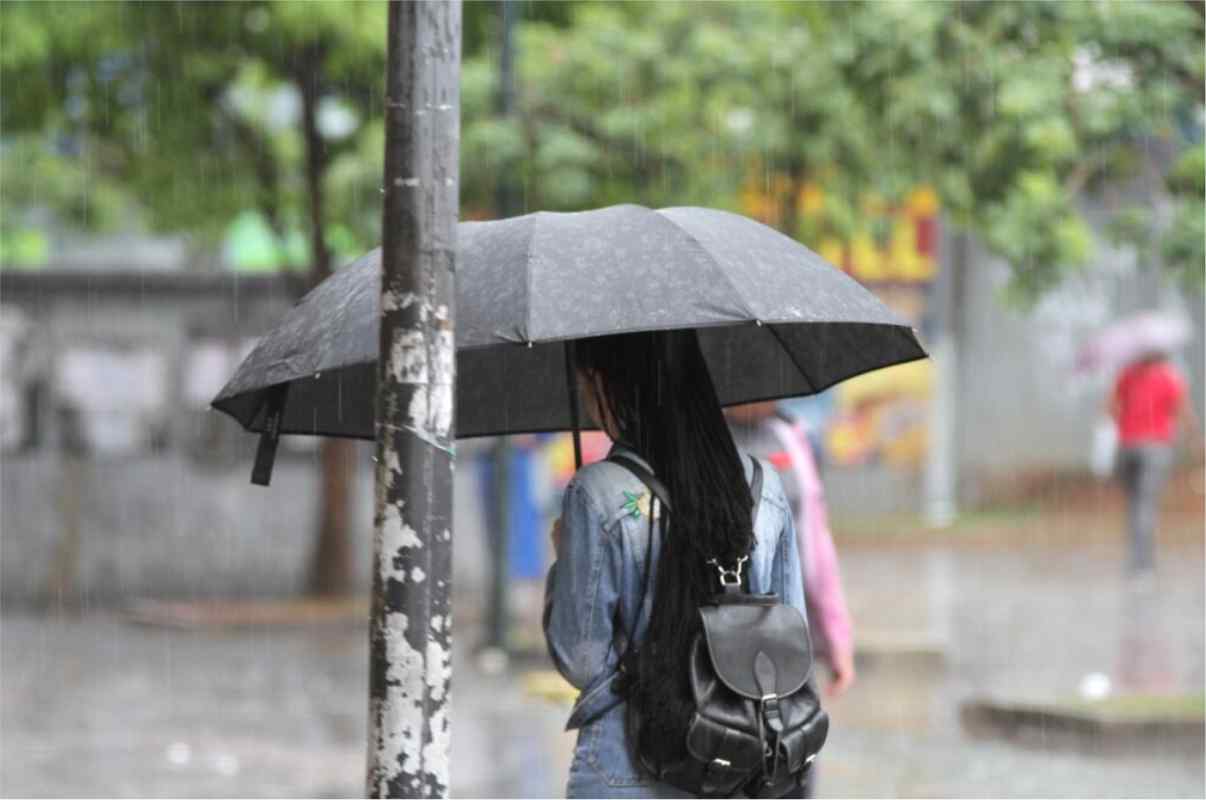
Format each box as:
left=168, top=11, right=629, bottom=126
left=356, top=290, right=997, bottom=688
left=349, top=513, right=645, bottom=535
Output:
left=621, top=490, right=654, bottom=520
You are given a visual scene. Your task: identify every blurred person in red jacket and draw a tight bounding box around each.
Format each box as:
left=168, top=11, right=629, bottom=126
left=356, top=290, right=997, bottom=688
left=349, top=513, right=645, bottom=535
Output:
left=1109, top=351, right=1200, bottom=577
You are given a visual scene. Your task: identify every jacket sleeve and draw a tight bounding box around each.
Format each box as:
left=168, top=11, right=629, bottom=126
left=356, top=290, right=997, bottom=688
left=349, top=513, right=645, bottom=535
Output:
left=543, top=478, right=621, bottom=690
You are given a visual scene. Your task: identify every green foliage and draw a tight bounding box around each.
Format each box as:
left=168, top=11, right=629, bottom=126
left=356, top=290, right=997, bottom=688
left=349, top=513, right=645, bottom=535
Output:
left=986, top=172, right=1093, bottom=303
left=3, top=0, right=1201, bottom=299
left=1162, top=143, right=1206, bottom=291
left=1162, top=199, right=1205, bottom=292
left=1168, top=145, right=1205, bottom=197
left=1, top=0, right=387, bottom=269
left=458, top=0, right=1204, bottom=301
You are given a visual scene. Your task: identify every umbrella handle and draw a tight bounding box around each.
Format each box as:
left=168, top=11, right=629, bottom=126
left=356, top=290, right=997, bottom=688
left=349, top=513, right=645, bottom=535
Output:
left=564, top=340, right=583, bottom=470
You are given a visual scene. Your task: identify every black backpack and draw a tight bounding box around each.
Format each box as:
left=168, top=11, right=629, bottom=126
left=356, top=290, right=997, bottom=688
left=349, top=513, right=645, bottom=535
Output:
left=608, top=454, right=829, bottom=799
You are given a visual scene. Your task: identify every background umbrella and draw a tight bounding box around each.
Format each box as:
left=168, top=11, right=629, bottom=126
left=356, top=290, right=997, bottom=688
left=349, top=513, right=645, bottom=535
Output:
left=1075, top=310, right=1192, bottom=375
left=212, top=204, right=927, bottom=482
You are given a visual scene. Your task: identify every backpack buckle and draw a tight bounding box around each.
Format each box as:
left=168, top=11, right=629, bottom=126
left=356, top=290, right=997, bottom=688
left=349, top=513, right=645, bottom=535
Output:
left=761, top=694, right=783, bottom=732
left=707, top=555, right=748, bottom=588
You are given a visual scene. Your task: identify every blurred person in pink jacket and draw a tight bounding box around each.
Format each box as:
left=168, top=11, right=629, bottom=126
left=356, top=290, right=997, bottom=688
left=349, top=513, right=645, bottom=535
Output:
left=728, top=401, right=855, bottom=698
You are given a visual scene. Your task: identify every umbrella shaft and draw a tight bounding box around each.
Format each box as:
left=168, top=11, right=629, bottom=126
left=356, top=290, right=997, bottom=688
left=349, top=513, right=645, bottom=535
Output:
left=565, top=340, right=583, bottom=469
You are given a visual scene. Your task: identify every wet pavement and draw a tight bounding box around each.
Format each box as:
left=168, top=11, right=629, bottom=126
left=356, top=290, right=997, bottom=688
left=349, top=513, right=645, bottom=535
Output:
left=2, top=541, right=1202, bottom=797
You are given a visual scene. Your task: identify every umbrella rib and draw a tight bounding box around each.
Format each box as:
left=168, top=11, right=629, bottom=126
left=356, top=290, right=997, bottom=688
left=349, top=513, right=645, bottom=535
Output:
left=523, top=214, right=537, bottom=343
left=766, top=323, right=818, bottom=395
left=654, top=210, right=755, bottom=321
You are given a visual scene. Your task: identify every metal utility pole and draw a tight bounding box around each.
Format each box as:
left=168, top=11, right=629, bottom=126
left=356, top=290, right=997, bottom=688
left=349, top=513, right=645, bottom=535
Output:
left=368, top=2, right=461, bottom=797
left=924, top=222, right=964, bottom=529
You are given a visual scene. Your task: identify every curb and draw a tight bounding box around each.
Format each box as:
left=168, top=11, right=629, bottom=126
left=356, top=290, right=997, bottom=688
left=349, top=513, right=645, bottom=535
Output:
left=960, top=695, right=1205, bottom=754
left=123, top=597, right=368, bottom=628
left=522, top=669, right=578, bottom=703
left=855, top=630, right=947, bottom=670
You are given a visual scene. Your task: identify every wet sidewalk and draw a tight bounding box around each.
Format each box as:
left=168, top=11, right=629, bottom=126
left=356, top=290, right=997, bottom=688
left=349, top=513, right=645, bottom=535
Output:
left=3, top=542, right=1203, bottom=797
left=1, top=612, right=574, bottom=798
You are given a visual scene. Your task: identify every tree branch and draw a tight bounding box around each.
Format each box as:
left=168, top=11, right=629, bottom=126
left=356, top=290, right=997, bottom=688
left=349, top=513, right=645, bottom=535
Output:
left=223, top=113, right=286, bottom=242
left=294, top=43, right=332, bottom=287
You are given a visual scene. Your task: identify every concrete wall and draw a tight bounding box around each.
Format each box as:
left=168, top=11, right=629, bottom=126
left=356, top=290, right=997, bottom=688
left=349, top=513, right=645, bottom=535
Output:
left=1, top=445, right=497, bottom=608
left=0, top=272, right=494, bottom=613
left=2, top=450, right=370, bottom=605
left=0, top=270, right=498, bottom=607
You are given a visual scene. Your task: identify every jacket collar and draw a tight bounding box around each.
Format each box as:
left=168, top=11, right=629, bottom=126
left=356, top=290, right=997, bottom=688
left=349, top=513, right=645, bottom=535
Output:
left=606, top=440, right=651, bottom=470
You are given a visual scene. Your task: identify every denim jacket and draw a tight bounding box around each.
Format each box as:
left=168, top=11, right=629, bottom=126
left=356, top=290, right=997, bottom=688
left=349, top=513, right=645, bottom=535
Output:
left=543, top=443, right=806, bottom=795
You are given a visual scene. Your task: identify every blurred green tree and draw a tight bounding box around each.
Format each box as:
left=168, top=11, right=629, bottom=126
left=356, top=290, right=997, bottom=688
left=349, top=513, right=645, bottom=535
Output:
left=1, top=1, right=387, bottom=267
left=0, top=0, right=398, bottom=595
left=459, top=1, right=1204, bottom=300
left=13, top=1, right=1194, bottom=292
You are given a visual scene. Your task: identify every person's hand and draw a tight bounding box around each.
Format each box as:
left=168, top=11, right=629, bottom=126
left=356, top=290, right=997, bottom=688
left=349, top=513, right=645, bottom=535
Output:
left=826, top=651, right=855, bottom=699
left=550, top=517, right=563, bottom=554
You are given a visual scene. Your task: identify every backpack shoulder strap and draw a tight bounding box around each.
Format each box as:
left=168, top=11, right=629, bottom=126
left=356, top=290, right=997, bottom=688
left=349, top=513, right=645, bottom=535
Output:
left=608, top=452, right=763, bottom=596
left=749, top=456, right=764, bottom=527
left=604, top=454, right=663, bottom=694
left=737, top=456, right=764, bottom=595
left=609, top=453, right=761, bottom=525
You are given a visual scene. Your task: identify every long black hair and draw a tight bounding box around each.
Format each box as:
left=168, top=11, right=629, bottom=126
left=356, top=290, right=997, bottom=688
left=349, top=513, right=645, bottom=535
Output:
left=575, top=329, right=753, bottom=768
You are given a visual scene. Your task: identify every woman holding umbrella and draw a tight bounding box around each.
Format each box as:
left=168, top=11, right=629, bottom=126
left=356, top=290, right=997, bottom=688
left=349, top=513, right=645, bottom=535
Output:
left=211, top=204, right=927, bottom=796
left=544, top=329, right=806, bottom=798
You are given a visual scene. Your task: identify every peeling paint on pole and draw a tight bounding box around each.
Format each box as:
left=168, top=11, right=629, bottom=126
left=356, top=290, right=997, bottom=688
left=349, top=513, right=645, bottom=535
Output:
left=368, top=1, right=460, bottom=797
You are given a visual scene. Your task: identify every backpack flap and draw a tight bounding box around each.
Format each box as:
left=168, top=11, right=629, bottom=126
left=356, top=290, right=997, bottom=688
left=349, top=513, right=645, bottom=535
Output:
left=698, top=603, right=813, bottom=700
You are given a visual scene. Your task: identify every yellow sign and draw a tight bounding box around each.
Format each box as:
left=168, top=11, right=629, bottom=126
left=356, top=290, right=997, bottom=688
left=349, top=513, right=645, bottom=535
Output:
left=741, top=177, right=939, bottom=285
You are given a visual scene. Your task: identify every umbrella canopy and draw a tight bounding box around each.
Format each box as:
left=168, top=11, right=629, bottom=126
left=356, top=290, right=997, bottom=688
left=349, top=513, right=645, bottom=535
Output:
left=1076, top=311, right=1191, bottom=375
left=213, top=205, right=926, bottom=447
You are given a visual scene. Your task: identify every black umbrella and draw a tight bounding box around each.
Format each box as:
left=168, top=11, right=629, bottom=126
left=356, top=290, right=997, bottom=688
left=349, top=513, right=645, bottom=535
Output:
left=213, top=204, right=926, bottom=483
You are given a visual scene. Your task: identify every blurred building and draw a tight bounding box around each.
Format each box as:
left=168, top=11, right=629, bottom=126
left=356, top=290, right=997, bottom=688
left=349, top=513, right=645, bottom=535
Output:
left=0, top=267, right=374, bottom=607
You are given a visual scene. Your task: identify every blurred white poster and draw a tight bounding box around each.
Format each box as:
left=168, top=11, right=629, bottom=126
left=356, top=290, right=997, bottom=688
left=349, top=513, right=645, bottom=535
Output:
left=183, top=341, right=234, bottom=410
left=183, top=337, right=261, bottom=409
left=0, top=307, right=30, bottom=451
left=55, top=346, right=168, bottom=454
